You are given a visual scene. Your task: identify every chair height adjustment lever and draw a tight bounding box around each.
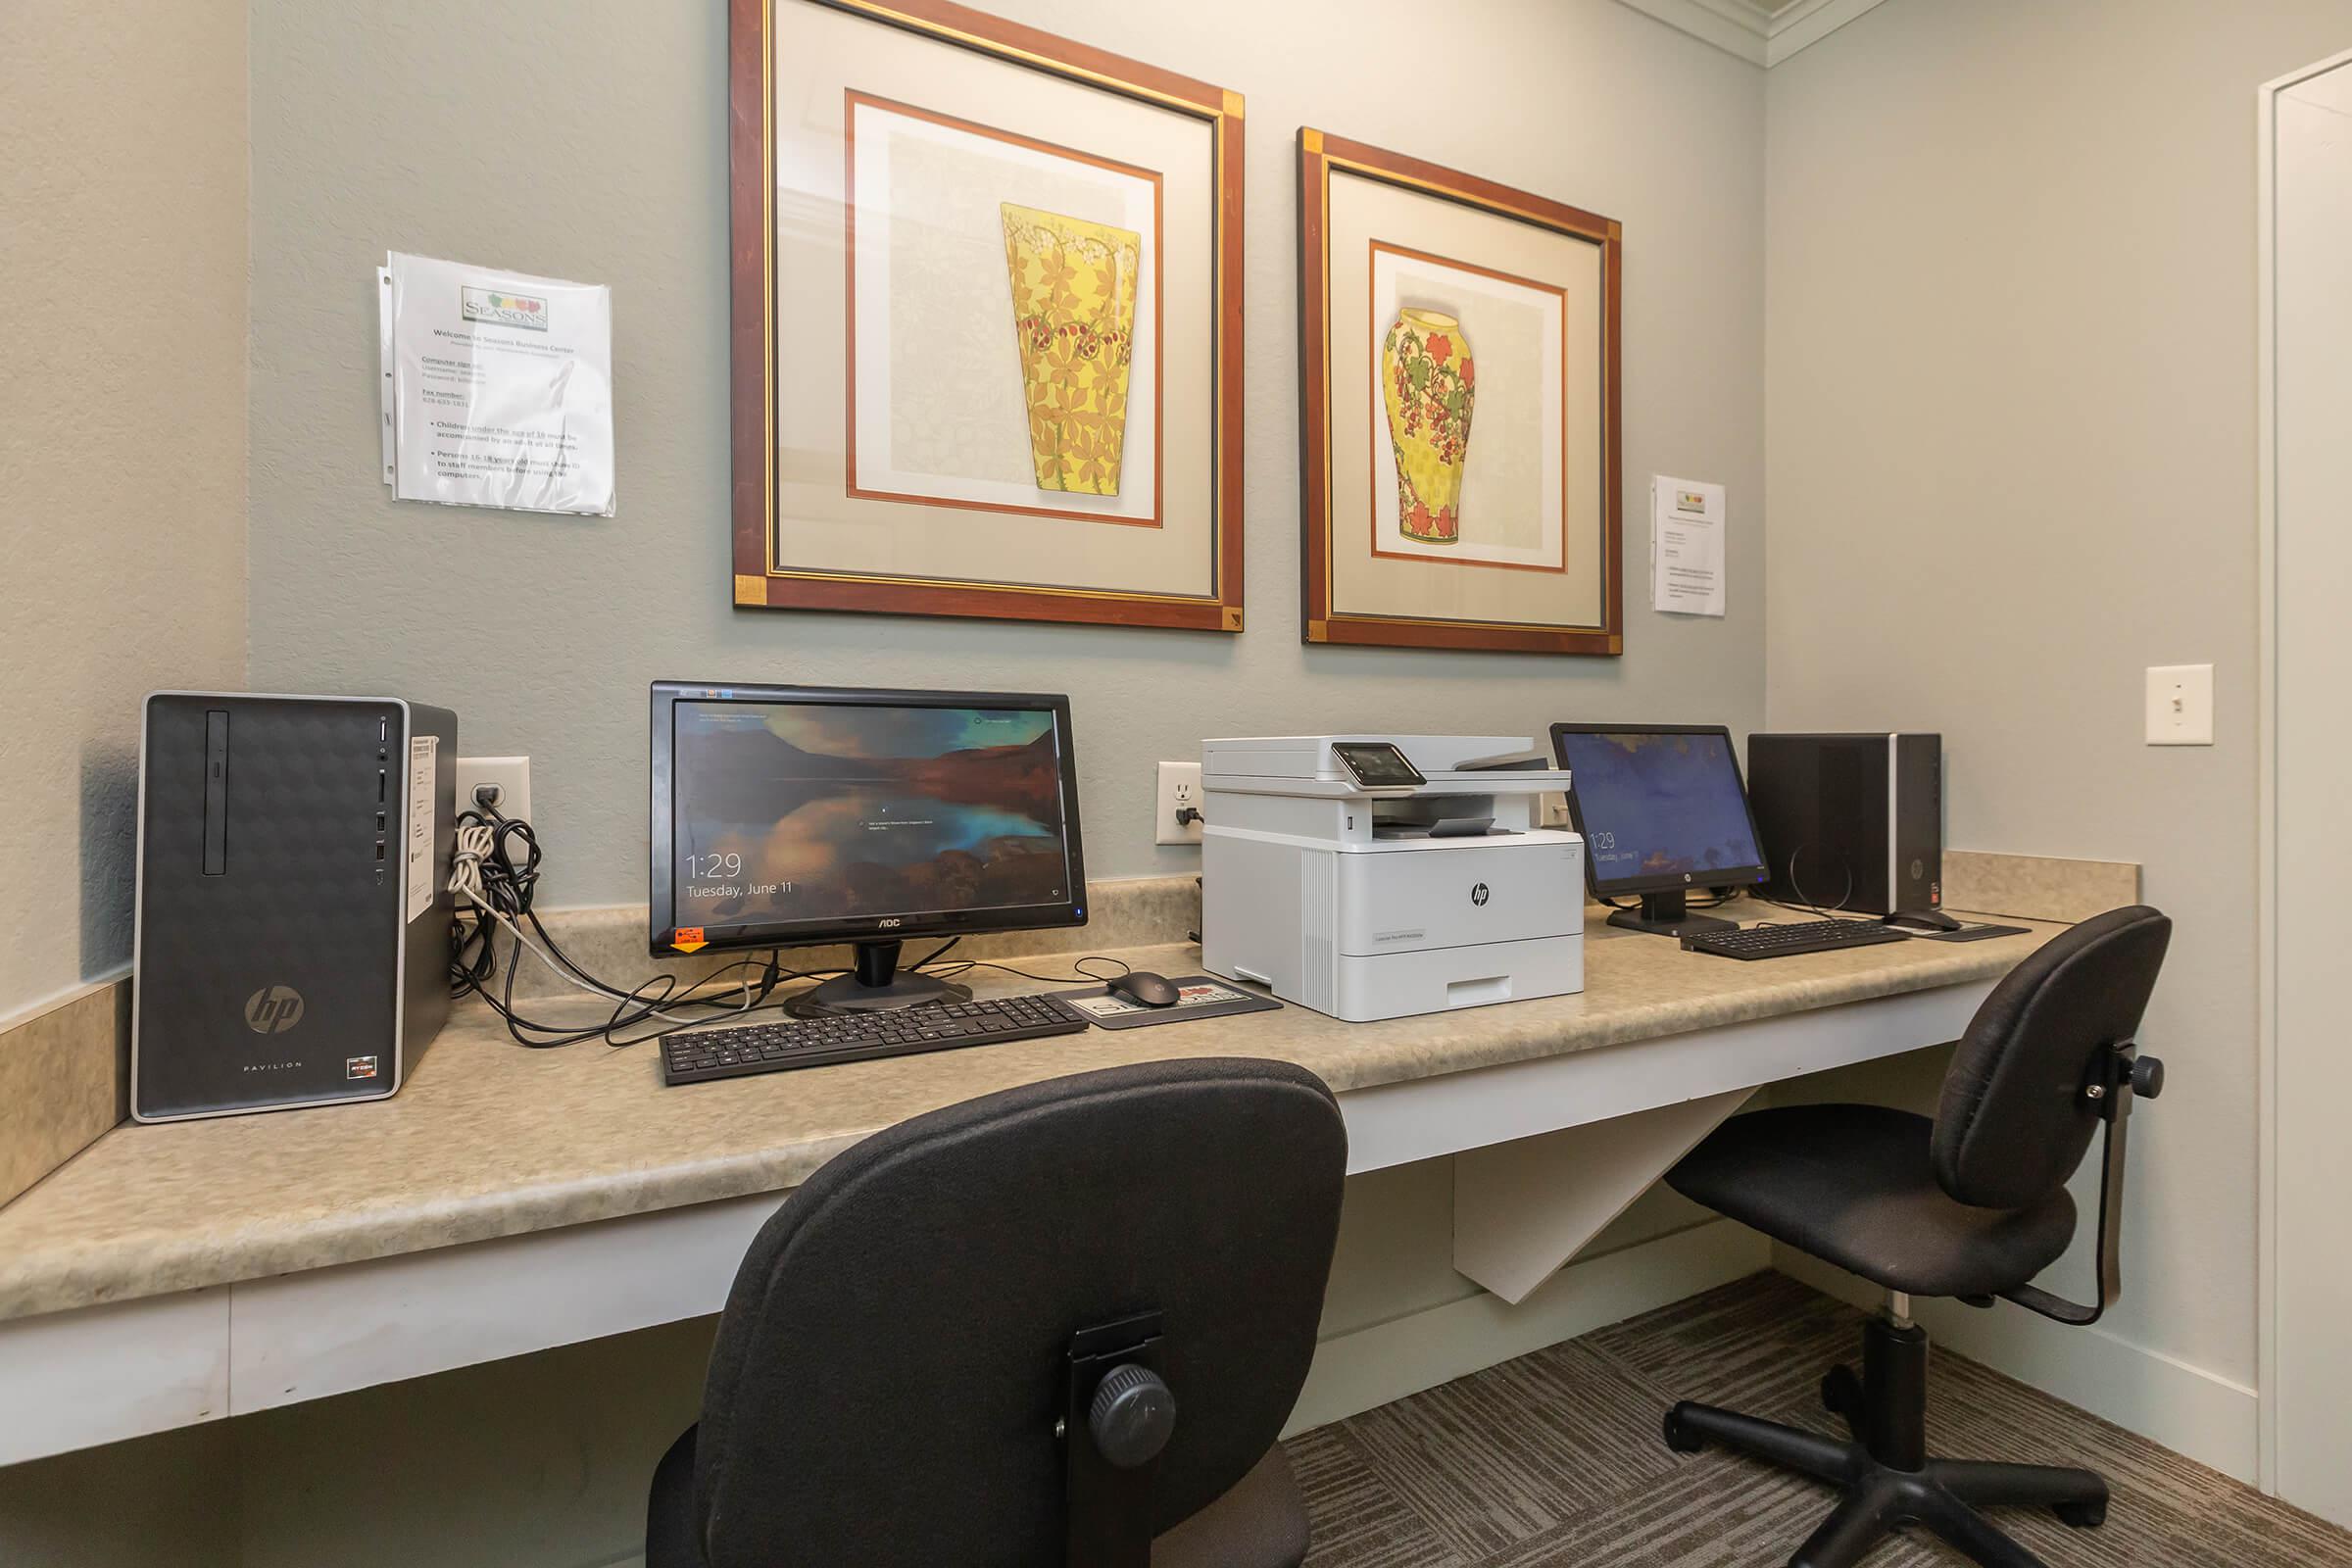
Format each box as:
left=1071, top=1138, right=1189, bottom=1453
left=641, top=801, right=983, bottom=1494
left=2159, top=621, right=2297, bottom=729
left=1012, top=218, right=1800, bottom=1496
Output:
left=2004, top=1043, right=2161, bottom=1327
left=1062, top=1311, right=1170, bottom=1568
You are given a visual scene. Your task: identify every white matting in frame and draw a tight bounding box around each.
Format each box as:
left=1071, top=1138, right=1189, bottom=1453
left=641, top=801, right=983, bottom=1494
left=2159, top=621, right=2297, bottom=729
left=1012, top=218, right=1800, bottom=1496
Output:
left=847, top=92, right=1162, bottom=526
left=1367, top=242, right=1564, bottom=571
left=1321, top=163, right=1604, bottom=631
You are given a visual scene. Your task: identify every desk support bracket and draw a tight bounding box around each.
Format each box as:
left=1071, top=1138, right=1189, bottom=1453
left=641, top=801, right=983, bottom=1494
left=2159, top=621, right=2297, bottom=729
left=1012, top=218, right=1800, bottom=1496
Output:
left=1452, top=1089, right=1756, bottom=1305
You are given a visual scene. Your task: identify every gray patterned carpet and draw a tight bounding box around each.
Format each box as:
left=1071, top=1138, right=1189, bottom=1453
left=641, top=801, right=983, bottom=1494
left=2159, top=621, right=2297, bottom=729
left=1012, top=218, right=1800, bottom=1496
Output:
left=1287, top=1272, right=2352, bottom=1567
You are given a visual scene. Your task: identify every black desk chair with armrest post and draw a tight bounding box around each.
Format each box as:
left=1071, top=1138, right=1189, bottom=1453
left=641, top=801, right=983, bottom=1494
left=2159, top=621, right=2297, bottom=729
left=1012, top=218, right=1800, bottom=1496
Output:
left=1656, top=905, right=2172, bottom=1568
left=645, top=1056, right=1348, bottom=1568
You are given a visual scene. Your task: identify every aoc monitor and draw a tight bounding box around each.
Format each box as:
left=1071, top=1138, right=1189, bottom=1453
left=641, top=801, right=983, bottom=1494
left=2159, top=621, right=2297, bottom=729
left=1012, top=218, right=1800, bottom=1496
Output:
left=650, top=682, right=1087, bottom=1012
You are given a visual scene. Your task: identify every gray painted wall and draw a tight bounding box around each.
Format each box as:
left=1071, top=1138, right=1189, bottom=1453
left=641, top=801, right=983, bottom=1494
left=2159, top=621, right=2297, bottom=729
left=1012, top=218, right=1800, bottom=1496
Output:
left=244, top=0, right=1767, bottom=909
left=0, top=5, right=1762, bottom=1563
left=1765, top=0, right=2352, bottom=1411
left=0, top=0, right=248, bottom=1019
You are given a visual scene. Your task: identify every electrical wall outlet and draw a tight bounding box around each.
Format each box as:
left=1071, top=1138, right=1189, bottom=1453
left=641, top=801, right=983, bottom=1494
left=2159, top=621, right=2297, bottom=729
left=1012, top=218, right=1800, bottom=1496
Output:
left=456, top=756, right=533, bottom=822
left=1155, top=761, right=1204, bottom=846
left=2144, top=664, right=2214, bottom=746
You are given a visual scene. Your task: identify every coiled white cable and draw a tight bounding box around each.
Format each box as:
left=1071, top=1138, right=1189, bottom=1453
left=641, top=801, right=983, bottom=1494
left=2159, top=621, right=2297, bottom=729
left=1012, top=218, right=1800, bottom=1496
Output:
left=448, top=819, right=755, bottom=1025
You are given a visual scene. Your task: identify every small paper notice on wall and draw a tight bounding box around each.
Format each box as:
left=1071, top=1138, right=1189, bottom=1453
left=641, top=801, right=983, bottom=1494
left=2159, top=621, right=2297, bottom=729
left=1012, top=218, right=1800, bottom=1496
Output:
left=380, top=251, right=615, bottom=515
left=405, top=735, right=439, bottom=923
left=1650, top=475, right=1726, bottom=617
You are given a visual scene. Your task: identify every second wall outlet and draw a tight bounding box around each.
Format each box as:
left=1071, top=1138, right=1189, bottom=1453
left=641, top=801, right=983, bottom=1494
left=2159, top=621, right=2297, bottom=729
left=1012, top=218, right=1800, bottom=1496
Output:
left=1155, top=761, right=1204, bottom=846
left=456, top=756, right=533, bottom=823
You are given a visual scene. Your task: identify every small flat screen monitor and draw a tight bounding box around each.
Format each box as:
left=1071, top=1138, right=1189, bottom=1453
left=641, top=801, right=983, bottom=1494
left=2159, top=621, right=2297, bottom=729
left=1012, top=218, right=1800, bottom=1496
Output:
left=1547, top=723, right=1768, bottom=936
left=651, top=683, right=1087, bottom=1010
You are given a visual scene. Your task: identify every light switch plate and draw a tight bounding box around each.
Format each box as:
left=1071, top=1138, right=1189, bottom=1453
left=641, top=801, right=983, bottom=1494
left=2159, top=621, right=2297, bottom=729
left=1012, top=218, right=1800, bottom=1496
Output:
left=2144, top=664, right=2213, bottom=746
left=1154, top=761, right=1203, bottom=846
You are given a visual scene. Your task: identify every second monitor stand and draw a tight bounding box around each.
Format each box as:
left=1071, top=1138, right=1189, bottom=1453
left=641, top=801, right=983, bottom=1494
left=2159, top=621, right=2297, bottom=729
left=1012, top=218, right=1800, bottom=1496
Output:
left=1606, top=888, right=1738, bottom=939
left=786, top=937, right=975, bottom=1018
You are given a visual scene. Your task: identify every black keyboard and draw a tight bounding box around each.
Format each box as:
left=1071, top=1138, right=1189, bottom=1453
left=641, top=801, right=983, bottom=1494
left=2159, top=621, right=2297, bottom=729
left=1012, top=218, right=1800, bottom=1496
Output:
left=1682, top=919, right=1910, bottom=960
left=661, top=993, right=1088, bottom=1085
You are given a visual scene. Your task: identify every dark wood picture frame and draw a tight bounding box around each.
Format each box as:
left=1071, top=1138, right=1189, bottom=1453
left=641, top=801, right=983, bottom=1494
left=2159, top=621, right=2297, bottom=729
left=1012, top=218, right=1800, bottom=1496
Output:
left=1298, top=128, right=1624, bottom=655
left=729, top=0, right=1248, bottom=632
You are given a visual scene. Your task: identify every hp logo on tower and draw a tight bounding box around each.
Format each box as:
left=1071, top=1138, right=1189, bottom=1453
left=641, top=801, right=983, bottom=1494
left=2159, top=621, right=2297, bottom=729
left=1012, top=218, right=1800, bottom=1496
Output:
left=244, top=986, right=306, bottom=1035
left=1470, top=883, right=1491, bottom=906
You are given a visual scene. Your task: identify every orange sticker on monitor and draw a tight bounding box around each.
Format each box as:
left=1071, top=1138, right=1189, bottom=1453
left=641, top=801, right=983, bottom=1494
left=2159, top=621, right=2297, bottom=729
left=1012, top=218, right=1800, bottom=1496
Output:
left=673, top=927, right=707, bottom=953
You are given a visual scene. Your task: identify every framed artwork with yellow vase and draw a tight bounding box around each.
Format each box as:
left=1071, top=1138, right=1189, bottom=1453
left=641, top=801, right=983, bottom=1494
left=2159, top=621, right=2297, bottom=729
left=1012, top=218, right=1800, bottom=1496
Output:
left=728, top=0, right=1247, bottom=631
left=1298, top=129, right=1624, bottom=654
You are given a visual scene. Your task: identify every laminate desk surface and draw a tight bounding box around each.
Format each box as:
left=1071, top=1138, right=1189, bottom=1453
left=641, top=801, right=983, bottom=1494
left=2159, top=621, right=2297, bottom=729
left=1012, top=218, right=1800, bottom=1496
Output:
left=0, top=907, right=2054, bottom=1323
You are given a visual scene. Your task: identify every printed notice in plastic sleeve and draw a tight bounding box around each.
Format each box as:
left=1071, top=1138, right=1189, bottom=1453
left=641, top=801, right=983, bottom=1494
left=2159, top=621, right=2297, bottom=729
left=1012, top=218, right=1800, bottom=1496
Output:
left=377, top=267, right=396, bottom=485
left=384, top=251, right=615, bottom=515
left=406, top=735, right=438, bottom=923
left=1649, top=475, right=1727, bottom=617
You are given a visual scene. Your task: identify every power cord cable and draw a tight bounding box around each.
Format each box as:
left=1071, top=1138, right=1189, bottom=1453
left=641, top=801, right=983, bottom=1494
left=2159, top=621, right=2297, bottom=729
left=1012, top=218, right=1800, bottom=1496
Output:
left=448, top=806, right=825, bottom=1049
left=447, top=806, right=1128, bottom=1051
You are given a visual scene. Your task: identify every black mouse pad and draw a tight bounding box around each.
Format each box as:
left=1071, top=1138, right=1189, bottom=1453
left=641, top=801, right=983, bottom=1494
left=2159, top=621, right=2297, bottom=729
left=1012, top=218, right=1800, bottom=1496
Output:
left=1052, top=975, right=1283, bottom=1029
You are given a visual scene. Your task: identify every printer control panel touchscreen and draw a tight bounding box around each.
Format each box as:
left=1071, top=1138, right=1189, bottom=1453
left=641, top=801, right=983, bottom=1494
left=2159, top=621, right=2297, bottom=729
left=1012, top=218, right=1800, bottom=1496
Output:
left=1331, top=742, right=1427, bottom=790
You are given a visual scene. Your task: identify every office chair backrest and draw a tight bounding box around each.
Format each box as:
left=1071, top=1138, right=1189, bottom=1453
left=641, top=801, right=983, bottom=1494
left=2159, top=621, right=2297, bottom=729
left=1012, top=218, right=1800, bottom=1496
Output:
left=1933, top=905, right=2171, bottom=1210
left=687, top=1056, right=1348, bottom=1568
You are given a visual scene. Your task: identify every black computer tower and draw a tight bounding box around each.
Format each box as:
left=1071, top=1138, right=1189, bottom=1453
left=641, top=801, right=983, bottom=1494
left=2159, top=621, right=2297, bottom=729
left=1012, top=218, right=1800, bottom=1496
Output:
left=132, top=694, right=456, bottom=1121
left=1746, top=733, right=1942, bottom=917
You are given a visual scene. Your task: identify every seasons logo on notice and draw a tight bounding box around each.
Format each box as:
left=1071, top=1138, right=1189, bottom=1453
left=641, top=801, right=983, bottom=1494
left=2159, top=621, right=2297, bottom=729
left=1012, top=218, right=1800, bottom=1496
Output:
left=461, top=284, right=550, bottom=331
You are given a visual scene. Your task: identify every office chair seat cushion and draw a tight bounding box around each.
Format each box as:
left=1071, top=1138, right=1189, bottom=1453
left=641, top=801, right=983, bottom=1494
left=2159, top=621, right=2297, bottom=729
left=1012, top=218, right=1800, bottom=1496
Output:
left=1152, top=1447, right=1309, bottom=1568
left=1668, top=1104, right=2077, bottom=1298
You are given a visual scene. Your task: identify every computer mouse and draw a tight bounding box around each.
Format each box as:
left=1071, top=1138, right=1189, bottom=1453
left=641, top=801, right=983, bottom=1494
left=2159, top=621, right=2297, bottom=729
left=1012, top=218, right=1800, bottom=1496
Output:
left=1107, top=970, right=1182, bottom=1007
left=1885, top=908, right=1964, bottom=933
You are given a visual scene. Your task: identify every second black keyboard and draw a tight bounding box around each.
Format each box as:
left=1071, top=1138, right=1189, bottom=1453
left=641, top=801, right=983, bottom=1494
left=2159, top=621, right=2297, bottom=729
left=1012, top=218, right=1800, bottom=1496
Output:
left=662, top=992, right=1087, bottom=1085
left=1682, top=919, right=1910, bottom=960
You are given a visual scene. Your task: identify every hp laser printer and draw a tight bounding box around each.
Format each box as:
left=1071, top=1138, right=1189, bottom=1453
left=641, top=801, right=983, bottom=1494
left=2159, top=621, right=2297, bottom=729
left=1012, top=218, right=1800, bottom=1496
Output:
left=1200, top=735, right=1585, bottom=1022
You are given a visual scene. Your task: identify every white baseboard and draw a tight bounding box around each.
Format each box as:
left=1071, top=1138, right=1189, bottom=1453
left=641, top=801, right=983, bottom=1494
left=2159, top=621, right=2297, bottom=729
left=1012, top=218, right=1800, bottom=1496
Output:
left=1286, top=1220, right=1771, bottom=1437
left=1772, top=1248, right=2259, bottom=1482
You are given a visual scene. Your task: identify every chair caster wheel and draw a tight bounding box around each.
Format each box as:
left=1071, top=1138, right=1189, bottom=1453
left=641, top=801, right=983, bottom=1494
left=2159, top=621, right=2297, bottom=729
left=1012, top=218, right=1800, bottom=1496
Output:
left=1821, top=1364, right=1861, bottom=1421
left=1663, top=1407, right=1705, bottom=1454
left=2054, top=1499, right=2107, bottom=1530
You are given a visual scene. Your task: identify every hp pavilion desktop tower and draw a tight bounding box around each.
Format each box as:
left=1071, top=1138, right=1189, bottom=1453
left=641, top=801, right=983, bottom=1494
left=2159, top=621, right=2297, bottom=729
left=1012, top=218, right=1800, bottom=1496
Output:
left=1746, top=732, right=1942, bottom=918
left=132, top=693, right=456, bottom=1121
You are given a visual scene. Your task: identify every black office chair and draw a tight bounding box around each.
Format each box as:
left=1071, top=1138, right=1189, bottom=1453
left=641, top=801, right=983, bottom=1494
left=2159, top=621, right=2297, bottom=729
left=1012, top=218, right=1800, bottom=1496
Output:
left=1657, top=905, right=2171, bottom=1568
left=645, top=1056, right=1348, bottom=1568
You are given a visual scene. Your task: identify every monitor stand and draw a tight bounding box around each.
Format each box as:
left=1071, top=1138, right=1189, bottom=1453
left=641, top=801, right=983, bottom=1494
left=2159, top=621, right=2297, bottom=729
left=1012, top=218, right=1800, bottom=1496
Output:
left=785, top=938, right=974, bottom=1018
left=1606, top=889, right=1737, bottom=939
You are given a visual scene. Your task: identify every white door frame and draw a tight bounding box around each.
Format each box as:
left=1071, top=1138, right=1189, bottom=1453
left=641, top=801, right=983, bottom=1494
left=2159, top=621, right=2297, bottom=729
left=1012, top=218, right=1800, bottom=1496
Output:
left=2255, top=42, right=2352, bottom=1498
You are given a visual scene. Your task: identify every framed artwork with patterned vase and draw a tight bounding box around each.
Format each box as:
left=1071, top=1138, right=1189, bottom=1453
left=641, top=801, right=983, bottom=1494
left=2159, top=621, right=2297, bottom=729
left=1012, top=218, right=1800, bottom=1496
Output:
left=729, top=0, right=1246, bottom=631
left=1298, top=129, right=1623, bottom=654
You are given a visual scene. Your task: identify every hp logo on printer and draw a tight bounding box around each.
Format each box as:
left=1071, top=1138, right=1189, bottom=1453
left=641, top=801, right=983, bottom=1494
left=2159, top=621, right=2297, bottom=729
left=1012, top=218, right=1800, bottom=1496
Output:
left=1470, top=883, right=1491, bottom=906
left=244, top=985, right=306, bottom=1035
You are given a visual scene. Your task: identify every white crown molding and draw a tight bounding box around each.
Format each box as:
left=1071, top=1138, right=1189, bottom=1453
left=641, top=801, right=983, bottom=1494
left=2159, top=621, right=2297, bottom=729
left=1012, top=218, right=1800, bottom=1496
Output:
left=1614, top=0, right=1768, bottom=65
left=1612, top=0, right=1893, bottom=68
left=1761, top=0, right=1895, bottom=64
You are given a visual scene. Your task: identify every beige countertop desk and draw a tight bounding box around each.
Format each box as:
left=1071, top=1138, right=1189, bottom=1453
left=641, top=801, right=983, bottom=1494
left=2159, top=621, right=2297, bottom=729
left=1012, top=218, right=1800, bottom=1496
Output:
left=0, top=904, right=2055, bottom=1468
